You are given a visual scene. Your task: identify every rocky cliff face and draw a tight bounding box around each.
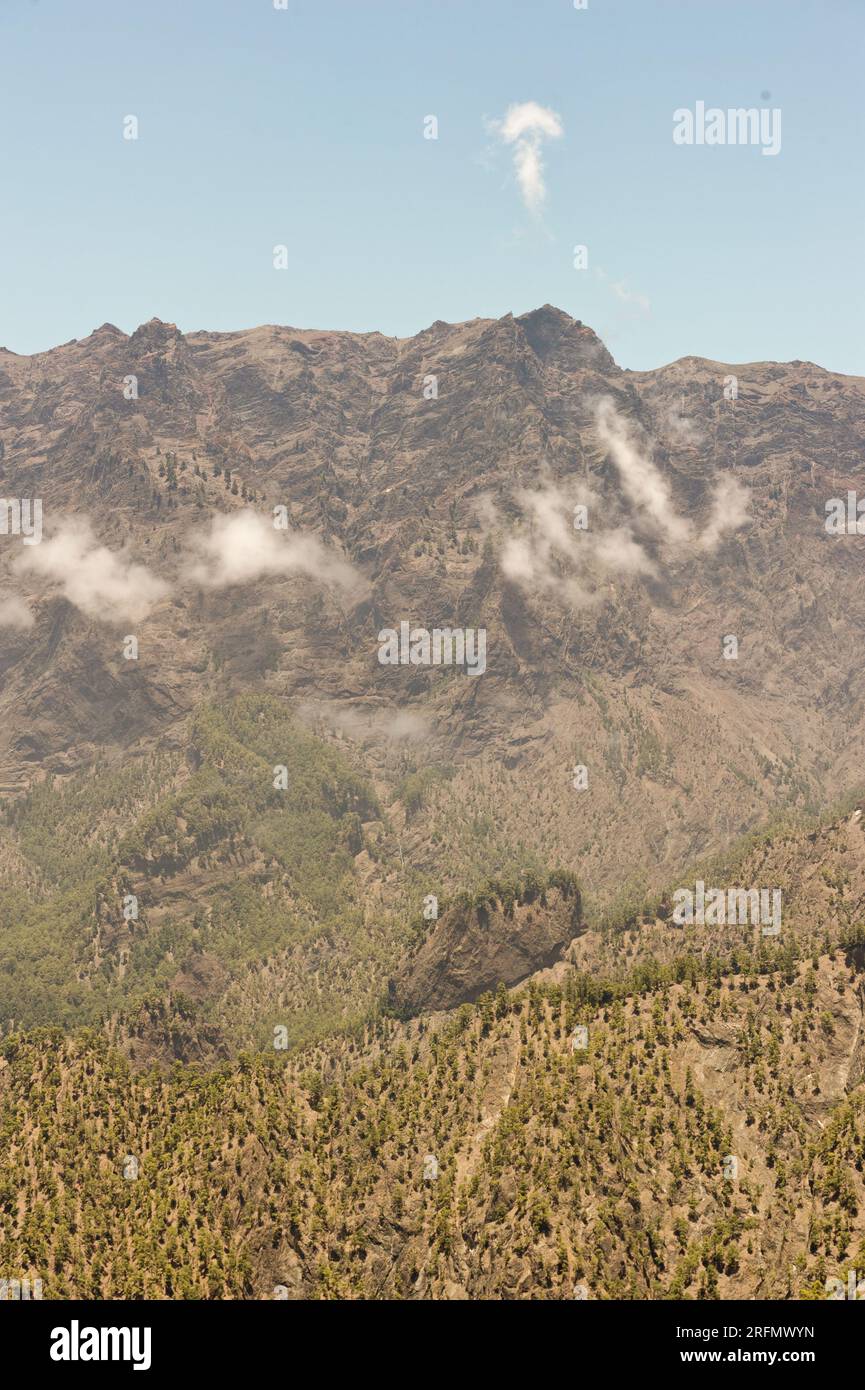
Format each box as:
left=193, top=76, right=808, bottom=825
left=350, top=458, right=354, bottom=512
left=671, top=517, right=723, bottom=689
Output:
left=2, top=302, right=862, bottom=803
left=1, top=305, right=864, bottom=1039
left=390, top=879, right=583, bottom=1015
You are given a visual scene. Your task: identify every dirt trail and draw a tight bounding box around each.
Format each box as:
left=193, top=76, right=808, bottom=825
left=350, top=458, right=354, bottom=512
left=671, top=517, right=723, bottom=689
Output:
left=454, top=1023, right=521, bottom=1190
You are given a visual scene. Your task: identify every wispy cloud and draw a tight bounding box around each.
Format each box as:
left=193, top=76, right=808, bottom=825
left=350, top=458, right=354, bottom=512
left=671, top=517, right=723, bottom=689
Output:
left=698, top=473, right=750, bottom=551
left=0, top=593, right=34, bottom=629
left=298, top=700, right=431, bottom=744
left=595, top=266, right=651, bottom=316
left=594, top=397, right=749, bottom=550
left=492, top=477, right=655, bottom=609
left=6, top=510, right=367, bottom=629
left=610, top=279, right=651, bottom=313
left=595, top=398, right=691, bottom=544
left=486, top=401, right=749, bottom=609
left=14, top=519, right=167, bottom=623
left=489, top=101, right=563, bottom=214
left=184, top=511, right=366, bottom=594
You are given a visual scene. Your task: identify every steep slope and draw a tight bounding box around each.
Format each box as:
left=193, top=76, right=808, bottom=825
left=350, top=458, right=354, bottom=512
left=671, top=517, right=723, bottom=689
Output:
left=2, top=808, right=865, bottom=1300
left=1, top=306, right=864, bottom=954
left=389, top=871, right=582, bottom=1015
left=0, top=694, right=400, bottom=1048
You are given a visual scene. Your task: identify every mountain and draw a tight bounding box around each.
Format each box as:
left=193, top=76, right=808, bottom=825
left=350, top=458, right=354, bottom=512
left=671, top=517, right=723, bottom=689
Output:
left=1, top=305, right=864, bottom=1052
left=2, top=308, right=865, bottom=1300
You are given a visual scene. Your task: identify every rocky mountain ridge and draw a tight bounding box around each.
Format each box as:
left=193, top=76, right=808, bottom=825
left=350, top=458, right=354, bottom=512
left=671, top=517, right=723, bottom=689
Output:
left=1, top=304, right=864, bottom=1047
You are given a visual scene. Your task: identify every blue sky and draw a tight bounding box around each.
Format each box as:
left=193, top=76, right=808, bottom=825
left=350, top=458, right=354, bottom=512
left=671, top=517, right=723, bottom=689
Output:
left=0, top=0, right=861, bottom=373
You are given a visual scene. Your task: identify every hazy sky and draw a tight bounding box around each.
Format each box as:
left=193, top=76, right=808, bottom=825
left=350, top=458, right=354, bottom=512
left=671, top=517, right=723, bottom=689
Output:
left=1, top=0, right=861, bottom=373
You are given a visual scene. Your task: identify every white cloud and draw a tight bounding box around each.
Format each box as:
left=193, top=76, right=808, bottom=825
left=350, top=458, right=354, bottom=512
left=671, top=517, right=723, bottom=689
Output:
left=595, top=398, right=692, bottom=545
left=595, top=397, right=749, bottom=552
left=491, top=402, right=750, bottom=609
left=491, top=101, right=563, bottom=213
left=184, top=511, right=366, bottom=594
left=497, top=477, right=653, bottom=608
left=592, top=525, right=657, bottom=576
left=659, top=403, right=703, bottom=448
left=0, top=594, right=34, bottom=629
left=698, top=473, right=750, bottom=551
left=14, top=519, right=167, bottom=623
left=298, top=700, right=431, bottom=744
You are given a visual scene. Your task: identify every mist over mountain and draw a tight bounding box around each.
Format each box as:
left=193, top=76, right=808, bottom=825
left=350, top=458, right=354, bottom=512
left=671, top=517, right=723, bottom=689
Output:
left=2, top=303, right=863, bottom=865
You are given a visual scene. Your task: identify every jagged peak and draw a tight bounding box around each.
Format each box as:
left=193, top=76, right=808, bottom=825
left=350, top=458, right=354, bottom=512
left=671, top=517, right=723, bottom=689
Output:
left=516, top=303, right=574, bottom=328
left=129, top=317, right=186, bottom=347
left=87, top=322, right=127, bottom=342
left=514, top=303, right=618, bottom=370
